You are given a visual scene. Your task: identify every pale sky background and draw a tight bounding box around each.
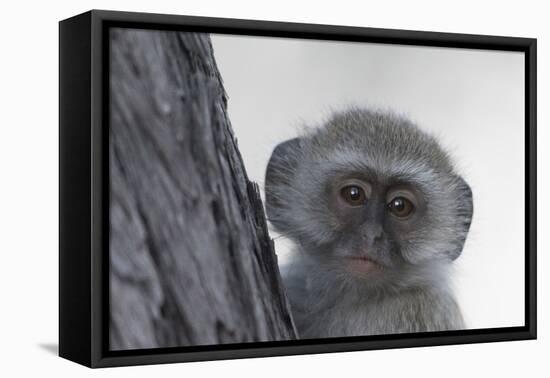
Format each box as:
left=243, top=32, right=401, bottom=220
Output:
left=211, top=34, right=525, bottom=330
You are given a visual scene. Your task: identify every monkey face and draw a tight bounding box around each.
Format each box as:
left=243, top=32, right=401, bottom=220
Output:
left=328, top=175, right=425, bottom=270
left=265, top=108, right=473, bottom=288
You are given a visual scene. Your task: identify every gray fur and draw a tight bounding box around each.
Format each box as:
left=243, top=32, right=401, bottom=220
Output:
left=265, top=107, right=473, bottom=338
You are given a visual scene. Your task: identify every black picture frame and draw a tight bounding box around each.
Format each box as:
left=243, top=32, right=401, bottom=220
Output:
left=59, top=9, right=537, bottom=368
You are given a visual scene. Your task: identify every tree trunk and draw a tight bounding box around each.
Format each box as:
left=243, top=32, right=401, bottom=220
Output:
left=109, top=28, right=296, bottom=350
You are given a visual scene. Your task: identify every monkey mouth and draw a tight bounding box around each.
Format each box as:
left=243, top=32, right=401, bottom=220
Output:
left=345, top=256, right=383, bottom=274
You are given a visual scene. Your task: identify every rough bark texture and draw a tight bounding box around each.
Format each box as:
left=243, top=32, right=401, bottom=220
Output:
left=109, top=28, right=296, bottom=350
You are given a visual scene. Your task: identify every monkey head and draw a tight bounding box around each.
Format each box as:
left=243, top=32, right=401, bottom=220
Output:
left=265, top=108, right=473, bottom=290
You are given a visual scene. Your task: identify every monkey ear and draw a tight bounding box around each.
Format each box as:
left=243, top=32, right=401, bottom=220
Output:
left=449, top=175, right=474, bottom=260
left=265, top=138, right=302, bottom=233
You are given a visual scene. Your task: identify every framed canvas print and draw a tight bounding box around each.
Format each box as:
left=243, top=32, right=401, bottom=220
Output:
left=59, top=10, right=537, bottom=368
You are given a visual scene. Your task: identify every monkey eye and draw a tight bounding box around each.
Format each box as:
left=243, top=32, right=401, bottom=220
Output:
left=387, top=196, right=414, bottom=218
left=340, top=185, right=367, bottom=206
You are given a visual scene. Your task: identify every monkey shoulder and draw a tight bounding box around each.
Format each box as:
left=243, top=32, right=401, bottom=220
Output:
left=279, top=257, right=345, bottom=338
left=374, top=287, right=465, bottom=333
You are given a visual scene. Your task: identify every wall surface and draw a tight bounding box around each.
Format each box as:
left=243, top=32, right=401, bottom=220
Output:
left=0, top=0, right=547, bottom=376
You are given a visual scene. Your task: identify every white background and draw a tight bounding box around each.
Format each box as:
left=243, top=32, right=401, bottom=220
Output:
left=211, top=35, right=525, bottom=330
left=0, top=0, right=547, bottom=376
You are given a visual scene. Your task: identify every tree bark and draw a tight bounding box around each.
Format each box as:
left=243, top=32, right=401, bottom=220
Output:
left=109, top=28, right=296, bottom=350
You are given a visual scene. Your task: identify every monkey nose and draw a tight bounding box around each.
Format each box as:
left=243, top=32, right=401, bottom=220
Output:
left=363, top=224, right=383, bottom=245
